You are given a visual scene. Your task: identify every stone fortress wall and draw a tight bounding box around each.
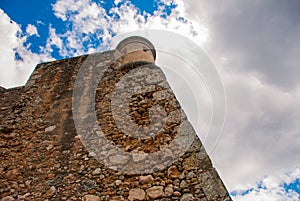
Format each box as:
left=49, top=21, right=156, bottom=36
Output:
left=0, top=37, right=231, bottom=201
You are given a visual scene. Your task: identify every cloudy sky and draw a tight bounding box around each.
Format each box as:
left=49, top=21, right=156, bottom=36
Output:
left=1, top=0, right=300, bottom=200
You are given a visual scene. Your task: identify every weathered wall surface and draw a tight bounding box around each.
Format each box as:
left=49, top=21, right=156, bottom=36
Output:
left=0, top=51, right=231, bottom=201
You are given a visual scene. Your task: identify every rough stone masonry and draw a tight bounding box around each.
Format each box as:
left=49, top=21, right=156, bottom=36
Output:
left=0, top=36, right=232, bottom=201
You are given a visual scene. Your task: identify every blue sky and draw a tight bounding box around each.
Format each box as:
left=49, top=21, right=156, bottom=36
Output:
left=1, top=0, right=300, bottom=200
left=0, top=0, right=177, bottom=61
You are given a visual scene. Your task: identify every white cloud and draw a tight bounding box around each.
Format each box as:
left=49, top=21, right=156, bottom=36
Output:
left=183, top=0, right=300, bottom=89
left=48, top=26, right=63, bottom=49
left=109, top=0, right=208, bottom=44
left=160, top=0, right=175, bottom=6
left=51, top=0, right=114, bottom=56
left=26, top=24, right=39, bottom=37
left=114, top=0, right=122, bottom=5
left=0, top=9, right=22, bottom=88
left=210, top=64, right=300, bottom=190
left=0, top=9, right=52, bottom=88
left=50, top=0, right=208, bottom=58
left=234, top=188, right=299, bottom=201
left=36, top=20, right=45, bottom=25
left=233, top=168, right=300, bottom=201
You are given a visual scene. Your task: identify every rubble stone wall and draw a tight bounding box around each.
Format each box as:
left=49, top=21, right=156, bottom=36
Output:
left=0, top=51, right=231, bottom=201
